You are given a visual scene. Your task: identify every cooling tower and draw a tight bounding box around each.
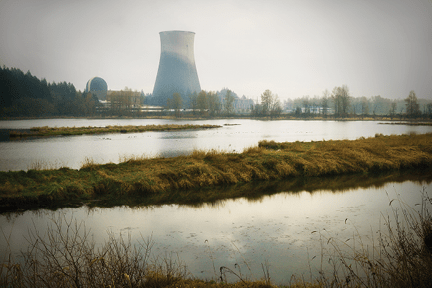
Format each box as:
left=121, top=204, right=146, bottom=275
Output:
left=152, top=31, right=201, bottom=106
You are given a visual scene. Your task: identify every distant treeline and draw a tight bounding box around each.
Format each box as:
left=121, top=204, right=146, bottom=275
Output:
left=2, top=66, right=432, bottom=119
left=285, top=87, right=432, bottom=119
left=0, top=66, right=98, bottom=117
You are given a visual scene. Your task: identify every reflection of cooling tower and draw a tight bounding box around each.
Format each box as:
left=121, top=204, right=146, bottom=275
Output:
left=152, top=31, right=201, bottom=105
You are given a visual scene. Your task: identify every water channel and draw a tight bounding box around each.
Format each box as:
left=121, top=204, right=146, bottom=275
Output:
left=1, top=119, right=431, bottom=172
left=1, top=119, right=432, bottom=284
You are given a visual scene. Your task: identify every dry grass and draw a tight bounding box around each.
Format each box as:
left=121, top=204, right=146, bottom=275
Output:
left=2, top=191, right=432, bottom=287
left=0, top=214, right=185, bottom=288
left=0, top=214, right=277, bottom=287
left=26, top=159, right=69, bottom=171
left=80, top=156, right=100, bottom=171
left=1, top=133, right=432, bottom=210
left=306, top=189, right=432, bottom=288
left=9, top=124, right=221, bottom=138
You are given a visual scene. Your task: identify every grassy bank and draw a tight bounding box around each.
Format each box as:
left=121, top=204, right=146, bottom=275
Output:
left=6, top=170, right=426, bottom=211
left=1, top=133, right=432, bottom=210
left=379, top=121, right=432, bottom=126
left=8, top=124, right=221, bottom=137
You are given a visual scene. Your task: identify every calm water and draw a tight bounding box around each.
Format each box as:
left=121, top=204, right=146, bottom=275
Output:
left=1, top=118, right=432, bottom=284
left=1, top=180, right=431, bottom=284
left=1, top=119, right=431, bottom=171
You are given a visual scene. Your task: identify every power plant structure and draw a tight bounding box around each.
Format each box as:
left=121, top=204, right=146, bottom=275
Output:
left=152, top=31, right=201, bottom=106
left=85, top=76, right=108, bottom=100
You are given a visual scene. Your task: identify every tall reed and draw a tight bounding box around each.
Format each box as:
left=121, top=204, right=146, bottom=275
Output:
left=2, top=190, right=432, bottom=287
left=306, top=189, right=432, bottom=288
left=0, top=214, right=189, bottom=288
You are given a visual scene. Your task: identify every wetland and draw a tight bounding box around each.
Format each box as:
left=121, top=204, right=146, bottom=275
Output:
left=1, top=118, right=432, bottom=286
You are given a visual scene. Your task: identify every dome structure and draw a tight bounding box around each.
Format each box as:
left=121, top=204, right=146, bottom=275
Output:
left=85, top=77, right=108, bottom=100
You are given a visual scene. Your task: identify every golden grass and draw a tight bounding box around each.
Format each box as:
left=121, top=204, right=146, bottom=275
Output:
left=9, top=124, right=221, bottom=137
left=2, top=192, right=432, bottom=287
left=1, top=133, right=432, bottom=210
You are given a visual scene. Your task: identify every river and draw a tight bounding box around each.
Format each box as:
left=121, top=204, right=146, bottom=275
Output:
left=1, top=119, right=432, bottom=284
left=1, top=119, right=431, bottom=171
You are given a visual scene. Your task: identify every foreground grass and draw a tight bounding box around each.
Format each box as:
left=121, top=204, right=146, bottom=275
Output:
left=1, top=133, right=432, bottom=210
left=2, top=191, right=432, bottom=287
left=9, top=124, right=221, bottom=137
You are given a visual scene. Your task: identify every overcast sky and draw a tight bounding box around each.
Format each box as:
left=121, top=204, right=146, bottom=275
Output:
left=1, top=0, right=431, bottom=101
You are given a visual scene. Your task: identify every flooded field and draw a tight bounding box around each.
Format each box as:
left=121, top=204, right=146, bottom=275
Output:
left=1, top=174, right=431, bottom=284
left=1, top=119, right=431, bottom=171
left=1, top=118, right=432, bottom=284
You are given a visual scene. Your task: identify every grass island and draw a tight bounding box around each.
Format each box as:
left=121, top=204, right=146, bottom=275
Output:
left=8, top=124, right=222, bottom=138
left=1, top=132, right=431, bottom=211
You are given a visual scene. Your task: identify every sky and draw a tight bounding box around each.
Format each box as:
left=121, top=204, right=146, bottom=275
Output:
left=1, top=0, right=431, bottom=101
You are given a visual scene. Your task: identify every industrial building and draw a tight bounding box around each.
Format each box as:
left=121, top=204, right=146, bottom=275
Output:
left=152, top=31, right=201, bottom=106
left=84, top=77, right=108, bottom=100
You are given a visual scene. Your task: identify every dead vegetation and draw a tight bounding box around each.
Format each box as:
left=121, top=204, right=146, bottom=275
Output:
left=9, top=124, right=221, bottom=138
left=2, top=190, right=432, bottom=287
left=1, top=133, right=432, bottom=210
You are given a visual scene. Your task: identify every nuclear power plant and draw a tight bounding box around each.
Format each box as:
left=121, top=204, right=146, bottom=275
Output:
left=85, top=77, right=108, bottom=100
left=152, top=31, right=201, bottom=106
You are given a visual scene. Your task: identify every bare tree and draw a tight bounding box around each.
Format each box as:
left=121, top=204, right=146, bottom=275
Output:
left=207, top=91, right=221, bottom=116
left=224, top=89, right=235, bottom=115
left=261, top=89, right=273, bottom=115
left=302, top=95, right=310, bottom=115
left=427, top=103, right=432, bottom=119
left=270, top=94, right=282, bottom=118
left=390, top=101, right=397, bottom=120
left=331, top=85, right=350, bottom=117
left=197, top=90, right=208, bottom=115
left=405, top=90, right=420, bottom=119
left=311, top=95, right=320, bottom=114
left=188, top=92, right=198, bottom=115
left=361, top=96, right=369, bottom=119
left=107, top=87, right=139, bottom=116
left=167, top=92, right=182, bottom=117
left=321, top=89, right=330, bottom=116
left=260, top=89, right=282, bottom=118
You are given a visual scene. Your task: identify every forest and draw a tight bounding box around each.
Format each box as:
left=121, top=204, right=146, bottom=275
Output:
left=1, top=66, right=431, bottom=119
left=0, top=66, right=98, bottom=117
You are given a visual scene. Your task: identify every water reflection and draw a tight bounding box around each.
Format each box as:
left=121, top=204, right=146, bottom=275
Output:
left=1, top=172, right=431, bottom=284
left=1, top=119, right=432, bottom=171
left=2, top=169, right=430, bottom=215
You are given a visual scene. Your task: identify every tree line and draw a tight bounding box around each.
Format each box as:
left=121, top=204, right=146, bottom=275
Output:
left=286, top=86, right=432, bottom=119
left=166, top=90, right=229, bottom=117
left=1, top=66, right=430, bottom=119
left=0, top=66, right=99, bottom=117
left=166, top=89, right=283, bottom=118
left=166, top=86, right=431, bottom=120
left=98, top=88, right=145, bottom=117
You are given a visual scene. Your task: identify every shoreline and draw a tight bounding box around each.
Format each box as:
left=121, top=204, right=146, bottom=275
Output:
left=2, top=115, right=432, bottom=122
left=1, top=133, right=432, bottom=212
left=7, top=124, right=221, bottom=138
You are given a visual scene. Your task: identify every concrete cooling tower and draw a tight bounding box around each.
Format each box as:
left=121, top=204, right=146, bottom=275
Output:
left=152, top=31, right=201, bottom=106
